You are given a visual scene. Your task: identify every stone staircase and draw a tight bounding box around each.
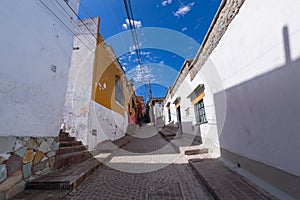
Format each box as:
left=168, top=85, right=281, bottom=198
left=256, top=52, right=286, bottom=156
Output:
left=54, top=132, right=92, bottom=169
left=159, top=123, right=208, bottom=156
left=16, top=132, right=100, bottom=199
left=13, top=131, right=133, bottom=199
left=159, top=123, right=178, bottom=140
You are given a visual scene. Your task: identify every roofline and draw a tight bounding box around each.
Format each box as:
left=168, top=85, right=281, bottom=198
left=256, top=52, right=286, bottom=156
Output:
left=190, top=0, right=227, bottom=68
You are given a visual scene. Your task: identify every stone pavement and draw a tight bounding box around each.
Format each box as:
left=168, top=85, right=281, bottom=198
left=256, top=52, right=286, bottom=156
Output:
left=12, top=124, right=275, bottom=200
left=64, top=125, right=213, bottom=200
left=189, top=159, right=277, bottom=200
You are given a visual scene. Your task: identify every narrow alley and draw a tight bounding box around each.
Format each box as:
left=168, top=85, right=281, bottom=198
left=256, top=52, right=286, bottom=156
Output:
left=64, top=125, right=212, bottom=200
left=1, top=0, right=300, bottom=199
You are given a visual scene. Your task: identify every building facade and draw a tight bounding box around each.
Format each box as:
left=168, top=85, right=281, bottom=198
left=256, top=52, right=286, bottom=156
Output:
left=164, top=0, right=300, bottom=198
left=0, top=0, right=80, bottom=198
left=63, top=17, right=135, bottom=150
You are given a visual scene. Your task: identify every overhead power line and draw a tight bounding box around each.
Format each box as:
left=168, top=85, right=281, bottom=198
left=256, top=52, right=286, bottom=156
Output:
left=123, top=0, right=143, bottom=66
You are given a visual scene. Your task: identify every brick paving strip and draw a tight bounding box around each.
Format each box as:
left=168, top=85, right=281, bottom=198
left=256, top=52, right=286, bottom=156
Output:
left=189, top=158, right=278, bottom=200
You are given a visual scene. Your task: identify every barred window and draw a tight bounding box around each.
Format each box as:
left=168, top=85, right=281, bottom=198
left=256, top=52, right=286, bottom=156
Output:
left=115, top=75, right=124, bottom=106
left=194, top=99, right=207, bottom=124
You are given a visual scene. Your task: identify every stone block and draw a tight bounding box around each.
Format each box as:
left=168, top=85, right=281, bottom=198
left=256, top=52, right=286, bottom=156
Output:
left=33, top=151, right=44, bottom=165
left=0, top=165, right=7, bottom=184
left=51, top=142, right=59, bottom=151
left=23, top=150, right=34, bottom=164
left=6, top=154, right=22, bottom=177
left=39, top=141, right=50, bottom=153
left=26, top=138, right=38, bottom=149
left=6, top=180, right=25, bottom=199
left=0, top=170, right=22, bottom=192
left=15, top=147, right=27, bottom=158
left=46, top=151, right=56, bottom=158
left=0, top=154, right=10, bottom=164
left=13, top=138, right=26, bottom=152
left=49, top=157, right=55, bottom=170
left=46, top=138, right=54, bottom=146
left=0, top=137, right=16, bottom=154
left=22, top=162, right=32, bottom=179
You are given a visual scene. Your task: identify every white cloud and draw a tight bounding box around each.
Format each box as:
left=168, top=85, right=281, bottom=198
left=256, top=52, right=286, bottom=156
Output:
left=129, top=42, right=142, bottom=54
left=141, top=51, right=151, bottom=55
left=126, top=64, right=155, bottom=84
left=122, top=23, right=128, bottom=30
left=174, top=2, right=195, bottom=17
left=159, top=61, right=164, bottom=65
left=125, top=19, right=142, bottom=29
left=162, top=0, right=172, bottom=6
left=182, top=27, right=188, bottom=31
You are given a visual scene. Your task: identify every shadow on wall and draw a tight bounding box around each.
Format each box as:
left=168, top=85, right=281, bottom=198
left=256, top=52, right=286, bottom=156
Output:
left=214, top=26, right=300, bottom=198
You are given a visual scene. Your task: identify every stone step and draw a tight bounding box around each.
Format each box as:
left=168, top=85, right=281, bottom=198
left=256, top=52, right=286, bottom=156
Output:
left=59, top=136, right=76, bottom=142
left=59, top=141, right=82, bottom=147
left=59, top=132, right=69, bottom=138
left=185, top=148, right=208, bottom=155
left=57, top=145, right=88, bottom=155
left=13, top=190, right=69, bottom=200
left=54, top=150, right=92, bottom=169
left=25, top=157, right=100, bottom=191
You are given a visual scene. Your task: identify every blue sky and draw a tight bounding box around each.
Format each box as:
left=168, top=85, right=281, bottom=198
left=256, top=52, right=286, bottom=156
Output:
left=78, top=0, right=221, bottom=101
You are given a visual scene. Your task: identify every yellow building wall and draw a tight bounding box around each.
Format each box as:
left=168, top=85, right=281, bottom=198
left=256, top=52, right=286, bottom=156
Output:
left=92, top=34, right=133, bottom=117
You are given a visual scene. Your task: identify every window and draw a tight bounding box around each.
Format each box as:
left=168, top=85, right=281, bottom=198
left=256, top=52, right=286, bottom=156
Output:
left=115, top=75, right=124, bottom=106
left=168, top=108, right=171, bottom=122
left=194, top=99, right=207, bottom=124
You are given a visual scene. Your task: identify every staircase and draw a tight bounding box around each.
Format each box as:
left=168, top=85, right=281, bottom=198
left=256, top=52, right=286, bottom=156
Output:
left=54, top=132, right=92, bottom=169
left=21, top=132, right=99, bottom=198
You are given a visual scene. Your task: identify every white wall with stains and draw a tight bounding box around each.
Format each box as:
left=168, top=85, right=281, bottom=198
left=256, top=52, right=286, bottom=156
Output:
left=211, top=0, right=300, bottom=177
left=0, top=0, right=79, bottom=137
left=63, top=17, right=128, bottom=149
left=63, top=18, right=98, bottom=145
left=88, top=101, right=127, bottom=149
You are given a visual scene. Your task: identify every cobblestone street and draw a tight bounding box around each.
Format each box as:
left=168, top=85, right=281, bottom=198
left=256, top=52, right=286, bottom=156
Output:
left=64, top=125, right=213, bottom=200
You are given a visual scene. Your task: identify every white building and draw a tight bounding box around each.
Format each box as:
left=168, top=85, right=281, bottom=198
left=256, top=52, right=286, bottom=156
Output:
left=63, top=17, right=134, bottom=150
left=0, top=0, right=79, bottom=198
left=164, top=0, right=300, bottom=199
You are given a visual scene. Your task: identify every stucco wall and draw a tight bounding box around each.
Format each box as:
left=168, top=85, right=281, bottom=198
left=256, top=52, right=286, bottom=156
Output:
left=63, top=18, right=98, bottom=145
left=210, top=0, right=300, bottom=177
left=63, top=17, right=130, bottom=149
left=164, top=61, right=221, bottom=156
left=88, top=101, right=127, bottom=149
left=0, top=0, right=79, bottom=137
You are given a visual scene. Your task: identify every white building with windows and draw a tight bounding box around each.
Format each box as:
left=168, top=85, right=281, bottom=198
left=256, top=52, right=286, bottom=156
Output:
left=164, top=0, right=300, bottom=199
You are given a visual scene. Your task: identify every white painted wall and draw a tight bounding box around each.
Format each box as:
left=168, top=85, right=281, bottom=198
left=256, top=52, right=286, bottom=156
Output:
left=209, top=0, right=300, bottom=176
left=163, top=62, right=222, bottom=156
left=88, top=101, right=127, bottom=149
left=63, top=17, right=128, bottom=149
left=63, top=18, right=97, bottom=145
left=0, top=0, right=79, bottom=137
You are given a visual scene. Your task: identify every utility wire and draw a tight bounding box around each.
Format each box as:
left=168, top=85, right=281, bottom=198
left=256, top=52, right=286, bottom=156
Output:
left=39, top=0, right=95, bottom=53
left=123, top=0, right=143, bottom=66
left=63, top=0, right=102, bottom=45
